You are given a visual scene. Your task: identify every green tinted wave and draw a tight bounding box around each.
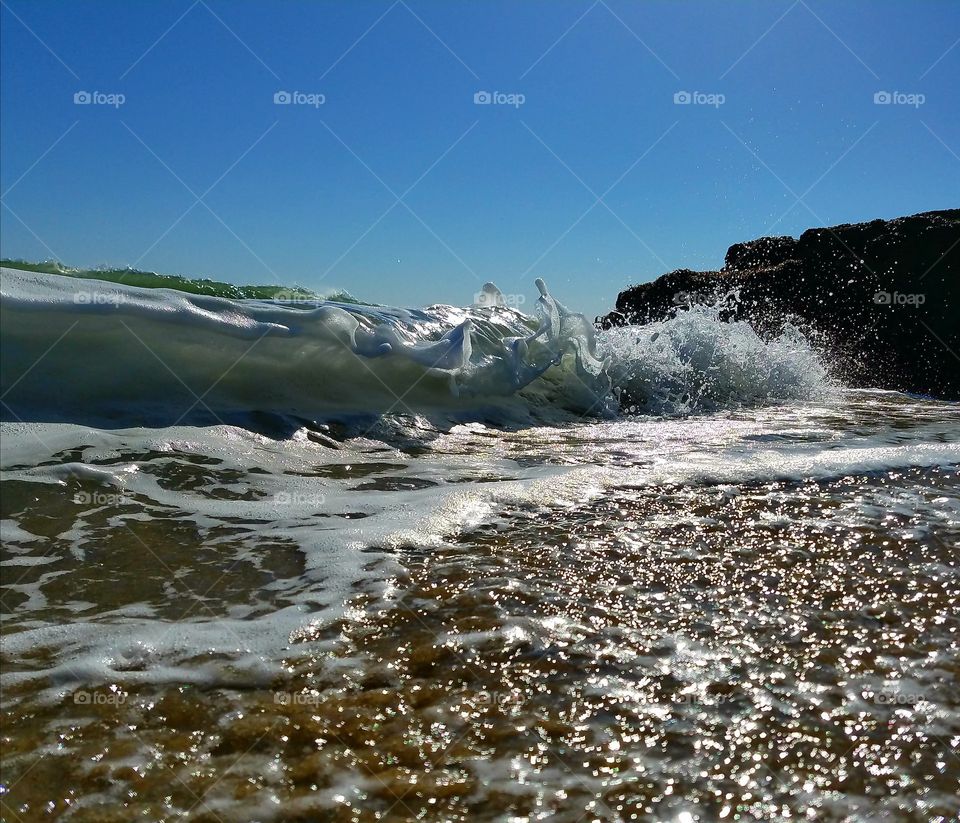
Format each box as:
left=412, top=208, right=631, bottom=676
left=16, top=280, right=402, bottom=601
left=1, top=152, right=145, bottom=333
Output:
left=0, top=259, right=359, bottom=303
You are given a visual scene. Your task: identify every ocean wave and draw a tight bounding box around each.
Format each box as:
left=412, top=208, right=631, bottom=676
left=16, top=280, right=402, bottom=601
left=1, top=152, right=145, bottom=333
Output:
left=0, top=266, right=832, bottom=427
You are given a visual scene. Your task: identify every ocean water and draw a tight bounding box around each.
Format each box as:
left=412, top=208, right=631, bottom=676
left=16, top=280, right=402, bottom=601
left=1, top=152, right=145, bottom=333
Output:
left=1, top=268, right=958, bottom=821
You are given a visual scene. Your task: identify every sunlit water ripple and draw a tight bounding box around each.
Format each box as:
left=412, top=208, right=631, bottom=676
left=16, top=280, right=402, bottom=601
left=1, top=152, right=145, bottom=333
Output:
left=1, top=390, right=958, bottom=820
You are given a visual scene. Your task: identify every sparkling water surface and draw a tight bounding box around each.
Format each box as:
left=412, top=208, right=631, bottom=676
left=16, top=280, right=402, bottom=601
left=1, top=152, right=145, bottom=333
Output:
left=2, top=391, right=958, bottom=821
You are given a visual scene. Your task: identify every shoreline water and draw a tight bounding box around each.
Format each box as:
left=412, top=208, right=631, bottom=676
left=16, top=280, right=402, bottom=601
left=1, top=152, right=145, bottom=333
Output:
left=2, top=392, right=958, bottom=820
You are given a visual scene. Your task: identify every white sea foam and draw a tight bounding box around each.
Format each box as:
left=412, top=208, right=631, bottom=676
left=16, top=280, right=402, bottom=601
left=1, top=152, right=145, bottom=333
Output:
left=2, top=393, right=958, bottom=697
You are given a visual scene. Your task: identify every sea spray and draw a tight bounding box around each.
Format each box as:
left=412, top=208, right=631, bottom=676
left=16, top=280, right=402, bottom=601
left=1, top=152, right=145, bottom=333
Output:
left=600, top=294, right=833, bottom=415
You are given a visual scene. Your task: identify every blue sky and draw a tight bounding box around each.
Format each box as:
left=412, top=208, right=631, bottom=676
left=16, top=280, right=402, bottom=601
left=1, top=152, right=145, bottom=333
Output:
left=2, top=0, right=958, bottom=317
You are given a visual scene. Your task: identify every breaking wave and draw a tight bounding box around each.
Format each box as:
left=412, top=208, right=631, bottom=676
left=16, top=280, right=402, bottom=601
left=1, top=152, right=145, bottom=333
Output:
left=0, top=266, right=832, bottom=427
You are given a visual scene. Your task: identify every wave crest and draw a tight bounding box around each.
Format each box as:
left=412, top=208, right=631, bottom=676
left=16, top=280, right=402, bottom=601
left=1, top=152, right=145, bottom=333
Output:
left=0, top=267, right=831, bottom=427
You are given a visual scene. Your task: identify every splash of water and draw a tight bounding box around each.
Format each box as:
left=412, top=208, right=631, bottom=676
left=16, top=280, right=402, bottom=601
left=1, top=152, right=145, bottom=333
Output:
left=600, top=294, right=833, bottom=415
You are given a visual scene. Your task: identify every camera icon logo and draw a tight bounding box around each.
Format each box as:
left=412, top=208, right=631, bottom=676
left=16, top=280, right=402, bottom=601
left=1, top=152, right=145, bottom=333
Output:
left=474, top=90, right=492, bottom=105
left=673, top=90, right=692, bottom=104
left=74, top=91, right=92, bottom=105
left=873, top=91, right=892, bottom=105
left=274, top=90, right=292, bottom=105
left=873, top=291, right=891, bottom=305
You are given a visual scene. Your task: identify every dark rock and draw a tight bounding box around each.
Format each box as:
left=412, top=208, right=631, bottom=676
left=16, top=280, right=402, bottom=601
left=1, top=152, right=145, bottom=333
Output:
left=599, top=210, right=960, bottom=399
left=724, top=235, right=798, bottom=270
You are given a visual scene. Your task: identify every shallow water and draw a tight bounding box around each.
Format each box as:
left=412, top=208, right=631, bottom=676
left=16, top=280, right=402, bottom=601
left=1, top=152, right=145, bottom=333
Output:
left=1, top=390, right=959, bottom=821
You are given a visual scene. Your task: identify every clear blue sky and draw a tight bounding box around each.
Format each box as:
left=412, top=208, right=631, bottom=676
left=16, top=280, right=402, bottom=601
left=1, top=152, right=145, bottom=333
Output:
left=2, top=1, right=958, bottom=317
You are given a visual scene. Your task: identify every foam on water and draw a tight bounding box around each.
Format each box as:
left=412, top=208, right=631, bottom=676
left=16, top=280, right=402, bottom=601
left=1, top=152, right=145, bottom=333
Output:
left=2, top=395, right=958, bottom=697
